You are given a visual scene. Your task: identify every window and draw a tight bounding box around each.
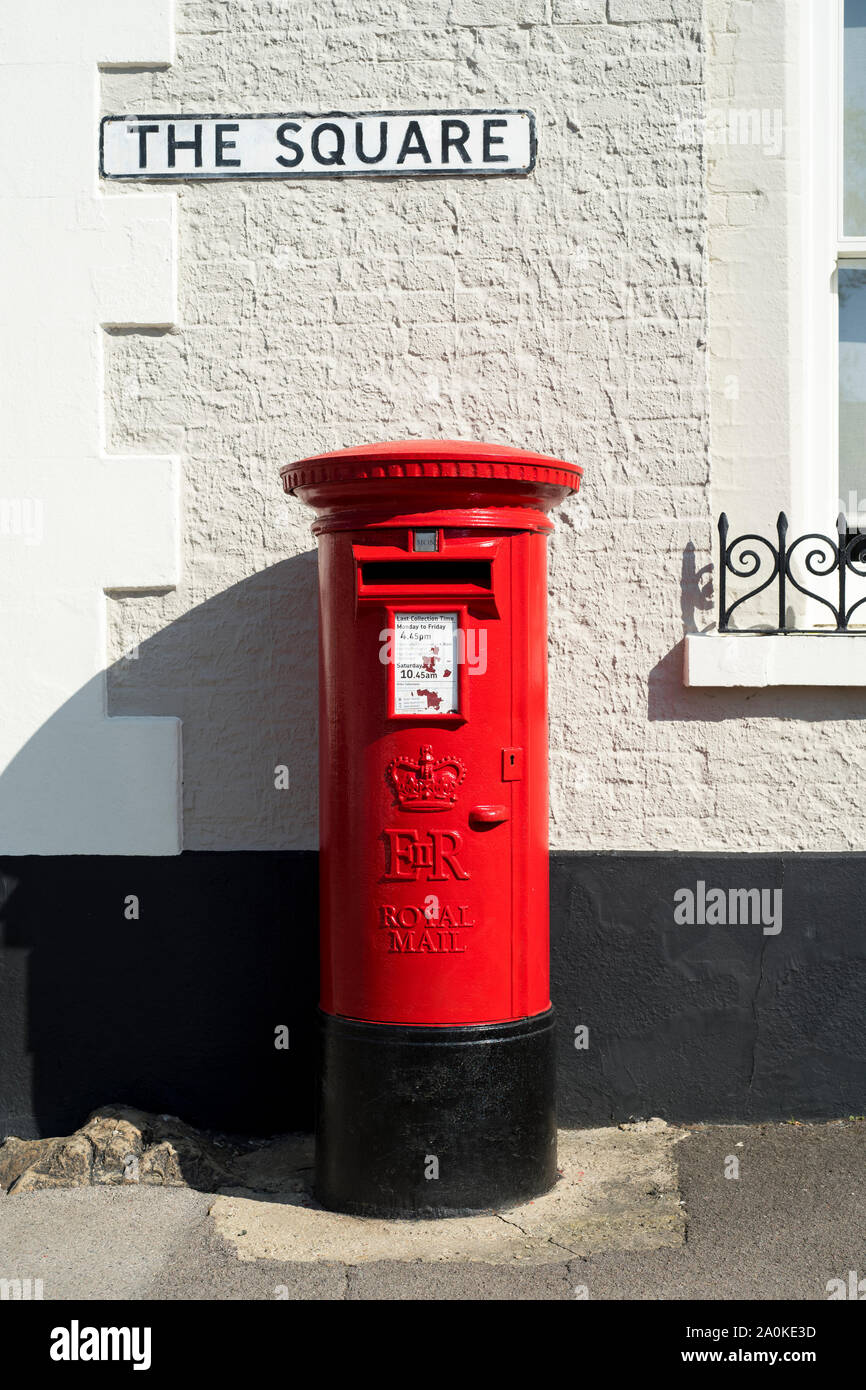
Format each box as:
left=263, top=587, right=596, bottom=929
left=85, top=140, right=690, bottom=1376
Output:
left=839, top=262, right=866, bottom=510
left=840, top=3, right=866, bottom=514
left=801, top=2, right=866, bottom=532
left=843, top=0, right=866, bottom=237
left=685, top=1, right=866, bottom=678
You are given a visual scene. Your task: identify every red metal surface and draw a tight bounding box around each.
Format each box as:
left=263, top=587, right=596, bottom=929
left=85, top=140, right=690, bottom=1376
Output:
left=285, top=440, right=581, bottom=1027
left=281, top=436, right=582, bottom=535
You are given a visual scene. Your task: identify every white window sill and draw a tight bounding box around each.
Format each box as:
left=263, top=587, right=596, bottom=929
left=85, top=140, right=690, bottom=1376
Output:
left=684, top=632, right=866, bottom=687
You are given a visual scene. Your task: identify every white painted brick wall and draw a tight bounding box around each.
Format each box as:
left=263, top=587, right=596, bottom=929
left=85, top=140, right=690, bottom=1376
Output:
left=98, top=0, right=866, bottom=854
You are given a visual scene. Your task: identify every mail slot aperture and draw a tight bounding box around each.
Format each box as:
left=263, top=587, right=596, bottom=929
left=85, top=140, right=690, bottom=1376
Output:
left=360, top=559, right=492, bottom=589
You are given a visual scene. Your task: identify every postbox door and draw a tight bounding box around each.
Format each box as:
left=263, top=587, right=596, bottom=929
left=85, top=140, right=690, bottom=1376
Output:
left=378, top=598, right=515, bottom=1024
left=319, top=527, right=549, bottom=1027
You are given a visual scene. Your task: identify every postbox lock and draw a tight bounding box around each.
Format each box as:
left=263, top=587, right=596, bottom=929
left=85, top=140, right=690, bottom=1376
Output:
left=501, top=747, right=524, bottom=780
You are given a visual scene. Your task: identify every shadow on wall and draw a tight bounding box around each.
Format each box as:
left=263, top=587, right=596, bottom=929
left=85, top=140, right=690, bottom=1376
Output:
left=6, top=546, right=866, bottom=1138
left=649, top=543, right=866, bottom=721
left=109, top=552, right=320, bottom=850
left=0, top=554, right=321, bottom=1138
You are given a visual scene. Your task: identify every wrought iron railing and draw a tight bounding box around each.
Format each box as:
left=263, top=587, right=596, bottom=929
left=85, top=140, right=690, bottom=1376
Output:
left=719, top=513, right=866, bottom=633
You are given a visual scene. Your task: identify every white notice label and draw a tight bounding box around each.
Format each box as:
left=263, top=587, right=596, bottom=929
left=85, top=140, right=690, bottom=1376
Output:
left=394, top=613, right=459, bottom=715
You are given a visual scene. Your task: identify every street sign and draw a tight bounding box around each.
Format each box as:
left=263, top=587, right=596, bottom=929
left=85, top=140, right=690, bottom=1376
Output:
left=100, top=109, right=536, bottom=180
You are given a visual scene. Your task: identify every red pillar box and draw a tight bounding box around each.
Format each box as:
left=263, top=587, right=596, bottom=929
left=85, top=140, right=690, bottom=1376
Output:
left=280, top=439, right=582, bottom=1216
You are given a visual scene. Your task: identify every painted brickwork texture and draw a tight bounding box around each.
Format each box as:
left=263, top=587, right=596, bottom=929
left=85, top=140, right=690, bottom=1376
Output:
left=102, top=0, right=849, bottom=856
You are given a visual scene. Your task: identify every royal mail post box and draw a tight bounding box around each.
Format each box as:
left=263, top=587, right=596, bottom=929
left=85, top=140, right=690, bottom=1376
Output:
left=280, top=438, right=582, bottom=1216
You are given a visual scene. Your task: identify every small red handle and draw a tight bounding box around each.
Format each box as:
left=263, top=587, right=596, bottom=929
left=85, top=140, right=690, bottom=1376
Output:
left=469, top=804, right=510, bottom=826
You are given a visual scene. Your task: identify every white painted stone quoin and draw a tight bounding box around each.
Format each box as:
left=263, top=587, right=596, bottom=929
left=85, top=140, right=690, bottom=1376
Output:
left=0, top=1, right=181, bottom=853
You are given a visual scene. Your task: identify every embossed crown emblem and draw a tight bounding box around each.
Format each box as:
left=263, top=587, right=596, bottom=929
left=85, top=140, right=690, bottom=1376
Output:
left=387, top=745, right=466, bottom=812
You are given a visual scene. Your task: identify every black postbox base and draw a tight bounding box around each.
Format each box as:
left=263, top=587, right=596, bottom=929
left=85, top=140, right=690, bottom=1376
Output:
left=314, top=1008, right=557, bottom=1218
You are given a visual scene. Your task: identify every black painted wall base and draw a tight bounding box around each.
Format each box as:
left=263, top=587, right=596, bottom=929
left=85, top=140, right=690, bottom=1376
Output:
left=1, top=851, right=864, bottom=1139
left=315, top=1010, right=557, bottom=1217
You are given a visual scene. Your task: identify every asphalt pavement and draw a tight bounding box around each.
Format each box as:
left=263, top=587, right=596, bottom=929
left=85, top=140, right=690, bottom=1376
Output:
left=0, top=1120, right=862, bottom=1300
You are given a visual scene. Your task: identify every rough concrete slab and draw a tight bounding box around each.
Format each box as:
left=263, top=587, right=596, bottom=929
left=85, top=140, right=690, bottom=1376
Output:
left=209, top=1122, right=688, bottom=1266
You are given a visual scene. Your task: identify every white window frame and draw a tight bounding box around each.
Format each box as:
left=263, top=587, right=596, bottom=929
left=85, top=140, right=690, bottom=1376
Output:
left=800, top=0, right=866, bottom=533
left=687, top=0, right=866, bottom=683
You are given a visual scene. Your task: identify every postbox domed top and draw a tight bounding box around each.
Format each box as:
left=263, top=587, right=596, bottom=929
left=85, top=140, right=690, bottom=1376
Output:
left=280, top=438, right=581, bottom=528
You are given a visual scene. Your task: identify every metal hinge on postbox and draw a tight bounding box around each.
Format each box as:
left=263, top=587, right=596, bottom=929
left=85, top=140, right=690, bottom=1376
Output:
left=501, top=747, right=524, bottom=780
